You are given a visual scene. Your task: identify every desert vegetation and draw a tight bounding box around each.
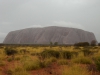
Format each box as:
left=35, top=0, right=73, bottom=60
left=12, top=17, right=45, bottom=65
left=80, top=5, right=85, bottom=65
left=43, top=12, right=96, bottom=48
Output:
left=0, top=44, right=100, bottom=75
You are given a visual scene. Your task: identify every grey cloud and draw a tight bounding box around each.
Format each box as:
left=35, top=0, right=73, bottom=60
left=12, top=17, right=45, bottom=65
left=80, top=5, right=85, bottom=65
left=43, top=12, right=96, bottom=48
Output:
left=0, top=32, right=6, bottom=37
left=0, top=32, right=7, bottom=42
left=0, top=0, right=100, bottom=42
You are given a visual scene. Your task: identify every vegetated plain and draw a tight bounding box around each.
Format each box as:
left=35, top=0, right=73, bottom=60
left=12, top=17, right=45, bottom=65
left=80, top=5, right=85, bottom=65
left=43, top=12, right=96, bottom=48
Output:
left=0, top=45, right=100, bottom=75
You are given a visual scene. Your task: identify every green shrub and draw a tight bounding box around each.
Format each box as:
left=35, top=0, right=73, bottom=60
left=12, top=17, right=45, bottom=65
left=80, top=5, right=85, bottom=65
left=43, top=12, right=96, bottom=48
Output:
left=62, top=51, right=72, bottom=59
left=95, top=61, right=100, bottom=71
left=74, top=42, right=90, bottom=46
left=4, top=47, right=17, bottom=56
left=43, top=59, right=52, bottom=67
left=98, top=43, right=100, bottom=46
left=41, top=50, right=60, bottom=59
left=54, top=42, right=58, bottom=45
left=91, top=40, right=97, bottom=46
left=82, top=49, right=92, bottom=56
left=71, top=51, right=79, bottom=57
left=7, top=57, right=14, bottom=62
left=94, top=56, right=100, bottom=71
left=20, top=49, right=27, bottom=54
left=49, top=57, right=57, bottom=62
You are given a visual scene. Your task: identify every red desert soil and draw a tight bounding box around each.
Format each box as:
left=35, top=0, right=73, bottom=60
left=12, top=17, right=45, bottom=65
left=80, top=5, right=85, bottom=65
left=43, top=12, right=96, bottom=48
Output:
left=0, top=61, right=22, bottom=75
left=30, top=63, right=100, bottom=75
left=1, top=61, right=100, bottom=75
left=30, top=62, right=62, bottom=75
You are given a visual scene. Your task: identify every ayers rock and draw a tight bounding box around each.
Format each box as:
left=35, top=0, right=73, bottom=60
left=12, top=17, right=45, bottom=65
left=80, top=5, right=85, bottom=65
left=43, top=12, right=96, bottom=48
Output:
left=3, top=26, right=97, bottom=44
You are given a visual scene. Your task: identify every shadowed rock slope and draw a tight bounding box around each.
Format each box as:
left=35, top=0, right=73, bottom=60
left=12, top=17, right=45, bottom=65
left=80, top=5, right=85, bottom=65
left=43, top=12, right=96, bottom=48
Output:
left=3, top=26, right=97, bottom=44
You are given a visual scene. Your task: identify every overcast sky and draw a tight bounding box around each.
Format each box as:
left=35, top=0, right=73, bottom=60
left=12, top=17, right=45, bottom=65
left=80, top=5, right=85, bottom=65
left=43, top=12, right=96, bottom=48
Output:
left=0, top=0, right=100, bottom=43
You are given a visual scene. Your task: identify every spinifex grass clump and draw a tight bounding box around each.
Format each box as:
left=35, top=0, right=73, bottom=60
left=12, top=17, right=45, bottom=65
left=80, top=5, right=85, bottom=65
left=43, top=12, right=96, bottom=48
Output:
left=22, top=57, right=44, bottom=71
left=43, top=57, right=57, bottom=67
left=71, top=51, right=79, bottom=57
left=62, top=51, right=72, bottom=59
left=72, top=56, right=92, bottom=64
left=23, top=60, right=43, bottom=71
left=41, top=49, right=78, bottom=59
left=82, top=49, right=92, bottom=56
left=41, top=50, right=60, bottom=59
left=62, top=64, right=90, bottom=75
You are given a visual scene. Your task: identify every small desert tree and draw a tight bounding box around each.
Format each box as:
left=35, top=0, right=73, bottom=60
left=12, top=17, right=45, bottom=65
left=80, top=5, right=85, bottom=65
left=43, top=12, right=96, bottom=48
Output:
left=54, top=42, right=58, bottom=45
left=98, top=43, right=100, bottom=46
left=50, top=42, right=53, bottom=48
left=50, top=42, right=53, bottom=45
left=91, top=40, right=97, bottom=46
left=74, top=42, right=89, bottom=46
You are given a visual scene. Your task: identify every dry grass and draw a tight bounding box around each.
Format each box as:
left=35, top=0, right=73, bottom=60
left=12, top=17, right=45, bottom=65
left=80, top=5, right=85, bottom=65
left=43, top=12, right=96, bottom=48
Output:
left=72, top=56, right=93, bottom=64
left=0, top=45, right=100, bottom=75
left=62, top=64, right=90, bottom=75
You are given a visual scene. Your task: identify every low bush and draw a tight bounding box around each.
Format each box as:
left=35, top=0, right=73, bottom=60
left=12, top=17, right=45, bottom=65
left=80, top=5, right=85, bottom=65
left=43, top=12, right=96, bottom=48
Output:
left=71, top=51, right=79, bottom=57
left=94, top=56, right=100, bottom=71
left=98, top=43, right=100, bottom=46
left=74, top=42, right=90, bottom=46
left=4, top=47, right=18, bottom=56
left=82, top=49, right=92, bottom=56
left=22, top=58, right=43, bottom=71
left=20, top=49, right=30, bottom=54
left=41, top=50, right=60, bottom=59
left=7, top=57, right=14, bottom=62
left=43, top=57, right=57, bottom=67
left=62, top=51, right=72, bottom=59
left=91, top=40, right=97, bottom=46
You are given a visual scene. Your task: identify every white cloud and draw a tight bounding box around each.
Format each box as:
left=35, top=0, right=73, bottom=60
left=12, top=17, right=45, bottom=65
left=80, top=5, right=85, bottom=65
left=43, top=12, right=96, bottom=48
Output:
left=26, top=21, right=85, bottom=30
left=47, top=21, right=85, bottom=30
left=28, top=25, right=43, bottom=28
left=27, top=21, right=85, bottom=30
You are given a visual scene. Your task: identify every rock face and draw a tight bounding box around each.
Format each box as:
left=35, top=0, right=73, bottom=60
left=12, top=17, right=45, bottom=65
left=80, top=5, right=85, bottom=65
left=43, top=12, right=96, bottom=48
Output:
left=3, top=26, right=97, bottom=44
